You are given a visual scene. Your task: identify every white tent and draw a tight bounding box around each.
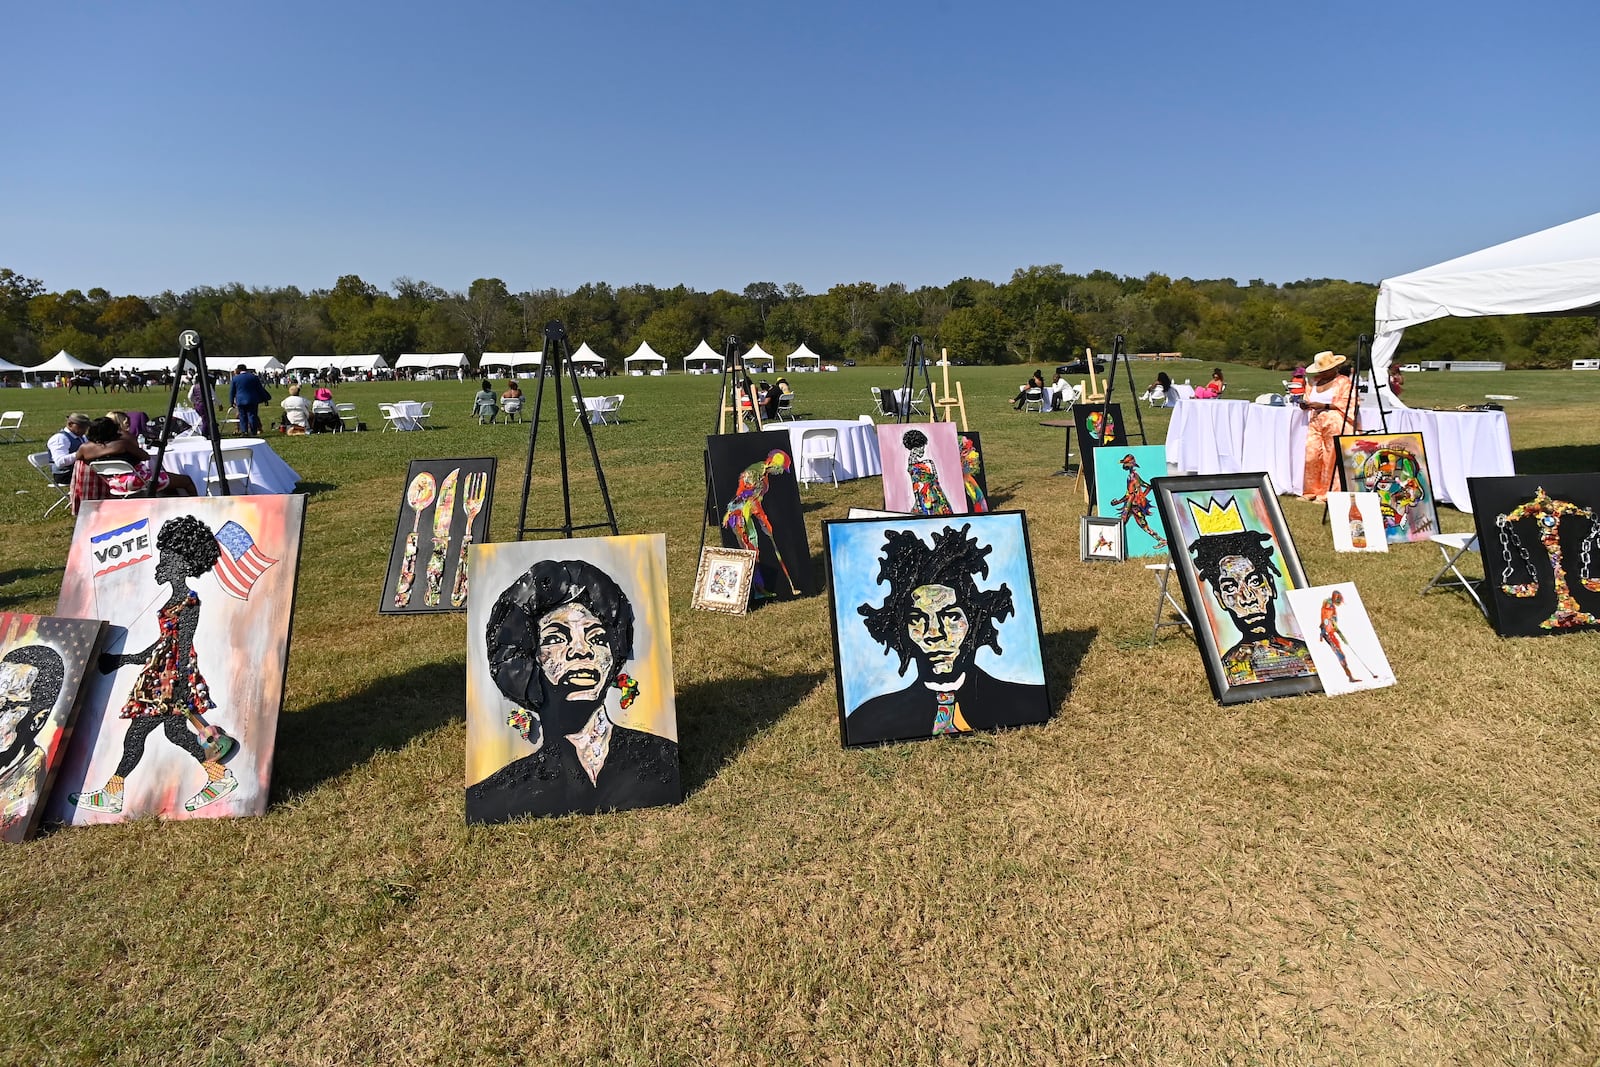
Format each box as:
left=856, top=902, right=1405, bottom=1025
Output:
left=0, top=356, right=24, bottom=373
left=787, top=343, right=824, bottom=372
left=396, top=353, right=468, bottom=377
left=569, top=343, right=606, bottom=366
left=743, top=343, right=775, bottom=374
left=101, top=357, right=168, bottom=374
left=221, top=355, right=286, bottom=374
left=1373, top=211, right=1600, bottom=406
left=34, top=349, right=97, bottom=374
left=684, top=339, right=725, bottom=375
left=624, top=342, right=668, bottom=376
left=336, top=353, right=387, bottom=374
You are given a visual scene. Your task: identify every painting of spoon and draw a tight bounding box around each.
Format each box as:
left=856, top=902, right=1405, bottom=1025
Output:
left=394, top=470, right=437, bottom=607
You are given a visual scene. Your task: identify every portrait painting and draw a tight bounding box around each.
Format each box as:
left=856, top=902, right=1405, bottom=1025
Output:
left=465, top=534, right=680, bottom=822
left=1327, top=492, right=1388, bottom=553
left=0, top=613, right=107, bottom=842
left=47, top=495, right=306, bottom=825
left=691, top=546, right=757, bottom=615
left=1080, top=516, right=1125, bottom=562
left=957, top=431, right=990, bottom=514
left=705, top=431, right=813, bottom=601
left=1092, top=445, right=1170, bottom=559
left=877, top=423, right=968, bottom=517
left=1468, top=473, right=1600, bottom=638
left=1335, top=433, right=1438, bottom=543
left=1284, top=583, right=1395, bottom=696
left=823, top=512, right=1052, bottom=747
left=1152, top=473, right=1321, bottom=704
left=380, top=458, right=497, bottom=614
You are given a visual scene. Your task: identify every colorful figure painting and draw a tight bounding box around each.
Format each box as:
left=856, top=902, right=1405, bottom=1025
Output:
left=1093, top=445, right=1170, bottom=558
left=1327, top=492, right=1388, bottom=553
left=380, top=458, right=497, bottom=614
left=877, top=423, right=967, bottom=517
left=47, top=495, right=305, bottom=825
left=1335, top=433, right=1437, bottom=543
left=957, top=432, right=989, bottom=514
left=1468, top=474, right=1600, bottom=638
left=705, top=430, right=812, bottom=601
left=823, top=512, right=1052, bottom=747
left=1284, top=583, right=1396, bottom=696
left=1152, top=473, right=1321, bottom=704
left=1073, top=404, right=1126, bottom=505
left=0, top=614, right=107, bottom=841
left=464, top=534, right=680, bottom=822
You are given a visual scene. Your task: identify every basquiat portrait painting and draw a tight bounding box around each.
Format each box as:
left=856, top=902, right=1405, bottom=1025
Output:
left=48, top=496, right=305, bottom=825
left=877, top=423, right=967, bottom=517
left=1336, top=433, right=1437, bottom=543
left=824, top=512, right=1051, bottom=747
left=1468, top=474, right=1600, bottom=638
left=705, top=430, right=812, bottom=602
left=1093, top=445, right=1170, bottom=558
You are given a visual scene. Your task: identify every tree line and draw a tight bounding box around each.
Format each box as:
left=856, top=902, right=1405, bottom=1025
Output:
left=3, top=266, right=1595, bottom=371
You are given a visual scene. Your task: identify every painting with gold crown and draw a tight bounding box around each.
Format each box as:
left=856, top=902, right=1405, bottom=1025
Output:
left=1152, top=473, right=1322, bottom=704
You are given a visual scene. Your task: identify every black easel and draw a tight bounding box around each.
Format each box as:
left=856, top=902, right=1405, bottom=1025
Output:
left=714, top=335, right=760, bottom=434
left=897, top=335, right=936, bottom=423
left=514, top=320, right=618, bottom=540
left=1096, top=334, right=1149, bottom=445
left=1319, top=334, right=1391, bottom=518
left=147, top=329, right=229, bottom=497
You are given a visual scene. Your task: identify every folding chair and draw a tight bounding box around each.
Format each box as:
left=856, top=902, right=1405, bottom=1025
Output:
left=88, top=459, right=142, bottom=498
left=1420, top=532, right=1488, bottom=619
left=775, top=393, right=796, bottom=421
left=205, top=445, right=256, bottom=496
left=1147, top=563, right=1194, bottom=644
left=335, top=403, right=357, bottom=431
left=0, top=410, right=23, bottom=443
left=1022, top=387, right=1044, bottom=413
left=798, top=428, right=839, bottom=490
left=414, top=401, right=435, bottom=429
left=379, top=404, right=403, bottom=432
left=908, top=388, right=929, bottom=416
left=501, top=396, right=524, bottom=423
left=27, top=452, right=71, bottom=517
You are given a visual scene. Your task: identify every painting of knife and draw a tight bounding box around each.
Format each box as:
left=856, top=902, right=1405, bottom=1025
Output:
left=424, top=468, right=459, bottom=606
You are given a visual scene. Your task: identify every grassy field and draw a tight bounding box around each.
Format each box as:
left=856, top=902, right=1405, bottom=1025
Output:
left=1, top=360, right=1598, bottom=1065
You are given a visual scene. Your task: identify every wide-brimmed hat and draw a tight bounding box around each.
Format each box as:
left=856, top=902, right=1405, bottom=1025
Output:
left=1307, top=351, right=1347, bottom=375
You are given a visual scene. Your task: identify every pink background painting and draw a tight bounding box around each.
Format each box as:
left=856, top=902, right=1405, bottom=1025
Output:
left=876, top=422, right=968, bottom=516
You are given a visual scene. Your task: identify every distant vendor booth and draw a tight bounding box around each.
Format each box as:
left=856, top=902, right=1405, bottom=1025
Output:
left=787, top=343, right=824, bottom=373
left=396, top=353, right=468, bottom=380
left=624, top=342, right=668, bottom=376
left=684, top=340, right=725, bottom=376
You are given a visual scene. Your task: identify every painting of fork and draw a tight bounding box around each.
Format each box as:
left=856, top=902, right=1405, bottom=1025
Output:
left=380, top=458, right=498, bottom=614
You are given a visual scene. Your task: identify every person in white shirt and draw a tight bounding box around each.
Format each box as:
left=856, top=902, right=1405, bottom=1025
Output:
left=279, top=384, right=312, bottom=432
left=47, top=413, right=91, bottom=482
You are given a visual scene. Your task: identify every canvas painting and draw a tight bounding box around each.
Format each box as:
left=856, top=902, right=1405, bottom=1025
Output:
left=692, top=546, right=757, bottom=615
left=1335, top=433, right=1438, bottom=543
left=1468, top=473, right=1600, bottom=638
left=47, top=495, right=306, bottom=825
left=848, top=508, right=905, bottom=518
left=1081, top=516, right=1125, bottom=562
left=465, top=534, right=681, bottom=822
left=0, top=613, right=107, bottom=842
left=1327, top=492, right=1388, bottom=553
left=1152, top=473, right=1322, bottom=704
left=877, top=423, right=968, bottom=516
left=824, top=512, right=1052, bottom=747
left=1093, top=445, right=1170, bottom=558
left=957, top=431, right=990, bottom=514
left=1284, top=583, right=1395, bottom=696
left=380, top=458, right=497, bottom=613
left=705, top=431, right=813, bottom=601
left=1073, top=404, right=1126, bottom=505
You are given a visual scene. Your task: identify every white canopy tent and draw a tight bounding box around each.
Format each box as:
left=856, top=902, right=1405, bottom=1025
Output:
left=569, top=343, right=606, bottom=366
left=1373, top=211, right=1600, bottom=407
left=684, top=339, right=724, bottom=375
left=0, top=356, right=25, bottom=373
left=481, top=351, right=543, bottom=373
left=396, top=353, right=468, bottom=378
left=744, top=343, right=775, bottom=374
left=101, top=357, right=168, bottom=374
left=336, top=353, right=387, bottom=374
left=222, top=355, right=286, bottom=374
left=624, top=342, right=668, bottom=375
left=285, top=354, right=386, bottom=375
left=787, top=343, right=824, bottom=372
left=34, top=349, right=97, bottom=375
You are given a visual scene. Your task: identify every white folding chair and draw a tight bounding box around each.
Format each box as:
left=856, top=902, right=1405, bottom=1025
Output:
left=776, top=393, right=795, bottom=421
left=1420, top=532, right=1488, bottom=619
left=908, top=388, right=929, bottom=416
left=501, top=396, right=524, bottom=423
left=1147, top=563, right=1194, bottom=644
left=867, top=387, right=883, bottom=417
left=1022, top=387, right=1045, bottom=413
left=379, top=403, right=403, bottom=432
left=88, top=459, right=141, bottom=498
left=26, top=452, right=71, bottom=517
left=414, top=401, right=434, bottom=429
left=0, top=410, right=23, bottom=443
left=798, top=428, right=839, bottom=489
left=607, top=394, right=624, bottom=421
left=335, top=403, right=357, bottom=431
left=206, top=445, right=256, bottom=495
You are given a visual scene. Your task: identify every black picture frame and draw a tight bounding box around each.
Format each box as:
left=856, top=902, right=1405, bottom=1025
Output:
left=1468, top=473, right=1600, bottom=638
left=380, top=458, right=498, bottom=614
left=705, top=430, right=813, bottom=600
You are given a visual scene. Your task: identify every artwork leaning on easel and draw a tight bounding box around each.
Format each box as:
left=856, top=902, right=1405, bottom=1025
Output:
left=1092, top=444, right=1171, bottom=559
left=1468, top=473, right=1600, bottom=638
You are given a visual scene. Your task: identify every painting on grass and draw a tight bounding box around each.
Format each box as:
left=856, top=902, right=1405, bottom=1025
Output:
left=1326, top=492, right=1388, bottom=553
left=1081, top=516, right=1125, bottom=562
left=1468, top=474, right=1600, bottom=638
left=957, top=431, right=990, bottom=514
left=1073, top=404, right=1126, bottom=505
left=691, top=546, right=757, bottom=615
left=1092, top=445, right=1170, bottom=558
left=380, top=458, right=497, bottom=614
left=0, top=614, right=107, bottom=842
left=1284, top=583, right=1395, bottom=696
left=47, top=495, right=305, bottom=825
left=1152, top=473, right=1321, bottom=704
left=705, top=431, right=812, bottom=602
left=465, top=534, right=680, bottom=822
left=1335, top=433, right=1437, bottom=543
left=824, top=512, right=1051, bottom=747
left=877, top=423, right=967, bottom=517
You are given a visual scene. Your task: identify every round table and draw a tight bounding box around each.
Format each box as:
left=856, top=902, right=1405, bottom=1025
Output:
left=783, top=419, right=883, bottom=481
left=160, top=437, right=301, bottom=496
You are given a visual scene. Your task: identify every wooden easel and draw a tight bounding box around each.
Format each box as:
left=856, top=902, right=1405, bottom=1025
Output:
left=714, top=336, right=761, bottom=434
left=929, top=347, right=969, bottom=429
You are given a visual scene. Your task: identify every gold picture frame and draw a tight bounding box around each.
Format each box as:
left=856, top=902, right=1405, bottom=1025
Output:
left=691, top=546, right=759, bottom=615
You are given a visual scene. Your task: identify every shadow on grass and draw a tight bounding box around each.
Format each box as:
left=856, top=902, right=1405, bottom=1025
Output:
left=986, top=480, right=1025, bottom=509
left=293, top=481, right=339, bottom=497
left=1510, top=443, right=1600, bottom=475
left=1041, top=626, right=1097, bottom=704
left=0, top=566, right=63, bottom=610
left=675, top=669, right=828, bottom=796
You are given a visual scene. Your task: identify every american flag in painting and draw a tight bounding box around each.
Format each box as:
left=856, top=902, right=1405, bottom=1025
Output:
left=213, top=520, right=278, bottom=601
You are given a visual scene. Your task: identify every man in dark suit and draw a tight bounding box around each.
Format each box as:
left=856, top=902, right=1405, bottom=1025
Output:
left=228, top=364, right=270, bottom=435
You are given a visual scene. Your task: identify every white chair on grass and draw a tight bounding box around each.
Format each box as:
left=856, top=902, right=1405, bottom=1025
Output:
left=335, top=403, right=357, bottom=431
left=607, top=395, right=624, bottom=422
left=908, top=388, right=929, bottom=416
left=867, top=387, right=884, bottom=418
left=379, top=404, right=403, bottom=432
left=0, top=410, right=23, bottom=443
left=206, top=446, right=255, bottom=496
left=775, top=393, right=795, bottom=421
left=414, top=402, right=435, bottom=429
left=88, top=459, right=141, bottom=498
left=501, top=396, right=524, bottom=423
left=26, top=452, right=71, bottom=517
left=1420, top=532, right=1488, bottom=619
left=1022, top=387, right=1045, bottom=413
left=798, top=428, right=840, bottom=490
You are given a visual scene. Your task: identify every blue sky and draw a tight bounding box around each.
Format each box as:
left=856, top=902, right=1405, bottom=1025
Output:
left=8, top=1, right=1596, bottom=298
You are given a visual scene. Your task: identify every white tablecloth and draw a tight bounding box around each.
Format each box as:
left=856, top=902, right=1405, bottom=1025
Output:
left=784, top=419, right=882, bottom=481
left=160, top=437, right=301, bottom=496
left=1383, top=408, right=1514, bottom=510
left=390, top=400, right=425, bottom=430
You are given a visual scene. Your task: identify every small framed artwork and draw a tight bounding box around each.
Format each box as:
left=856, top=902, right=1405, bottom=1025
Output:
left=1081, top=516, right=1125, bottom=561
left=691, top=546, right=758, bottom=615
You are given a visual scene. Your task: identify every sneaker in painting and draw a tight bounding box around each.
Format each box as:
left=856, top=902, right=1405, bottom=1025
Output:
left=184, top=770, right=238, bottom=812
left=71, top=785, right=124, bottom=814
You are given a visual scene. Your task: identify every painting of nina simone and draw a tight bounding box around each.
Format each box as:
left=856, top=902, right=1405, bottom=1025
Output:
left=825, top=513, right=1051, bottom=747
left=877, top=423, right=967, bottom=516
left=465, top=535, right=680, bottom=822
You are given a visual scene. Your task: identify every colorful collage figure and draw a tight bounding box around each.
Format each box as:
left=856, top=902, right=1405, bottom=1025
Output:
left=1073, top=403, right=1126, bottom=506
left=1468, top=474, right=1600, bottom=638
left=1327, top=492, right=1388, bottom=553
left=957, top=431, right=989, bottom=514
left=1284, top=584, right=1396, bottom=696
left=1153, top=474, right=1321, bottom=704
left=0, top=613, right=107, bottom=841
left=48, top=495, right=306, bottom=825
left=1335, top=433, right=1438, bottom=543
left=824, top=512, right=1052, bottom=747
left=380, top=458, right=497, bottom=613
left=464, top=534, right=681, bottom=822
left=705, top=430, right=812, bottom=601
left=877, top=423, right=967, bottom=516
left=1092, top=445, right=1170, bottom=558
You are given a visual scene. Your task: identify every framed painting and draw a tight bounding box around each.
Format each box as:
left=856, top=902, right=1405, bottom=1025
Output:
left=1335, top=432, right=1438, bottom=543
left=380, top=458, right=497, bottom=614
left=1151, top=473, right=1322, bottom=704
left=1081, top=516, right=1125, bottom=562
left=691, top=546, right=757, bottom=615
left=1467, top=474, right=1600, bottom=638
left=465, top=534, right=681, bottom=822
left=1092, top=444, right=1171, bottom=559
left=1284, top=583, right=1396, bottom=696
left=47, top=495, right=306, bottom=825
left=0, top=614, right=107, bottom=842
left=956, top=431, right=990, bottom=514
left=823, top=512, right=1052, bottom=747
left=705, top=431, right=813, bottom=601
left=1327, top=492, right=1388, bottom=553
left=1072, top=403, right=1126, bottom=505
left=876, top=423, right=968, bottom=516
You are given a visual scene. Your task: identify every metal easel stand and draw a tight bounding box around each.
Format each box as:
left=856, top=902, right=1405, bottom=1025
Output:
left=897, top=335, right=937, bottom=423
left=1319, top=333, right=1390, bottom=521
left=1097, top=334, right=1149, bottom=445
left=1147, top=562, right=1194, bottom=645
left=714, top=335, right=761, bottom=435
left=514, top=320, right=619, bottom=540
left=146, top=330, right=229, bottom=497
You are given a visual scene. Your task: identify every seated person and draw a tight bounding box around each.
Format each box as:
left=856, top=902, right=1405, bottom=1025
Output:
left=47, top=413, right=92, bottom=484
left=1140, top=371, right=1173, bottom=404
left=75, top=416, right=197, bottom=497
left=310, top=387, right=342, bottom=433
left=1209, top=368, right=1228, bottom=395
left=1050, top=372, right=1073, bottom=410
left=1013, top=370, right=1046, bottom=410
left=1287, top=367, right=1308, bottom=405
left=760, top=380, right=781, bottom=419
left=471, top=379, right=500, bottom=423
left=106, top=409, right=151, bottom=441
left=500, top=380, right=524, bottom=417
left=279, top=384, right=312, bottom=432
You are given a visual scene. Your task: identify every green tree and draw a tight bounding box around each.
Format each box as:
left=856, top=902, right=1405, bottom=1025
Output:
left=939, top=305, right=1014, bottom=364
